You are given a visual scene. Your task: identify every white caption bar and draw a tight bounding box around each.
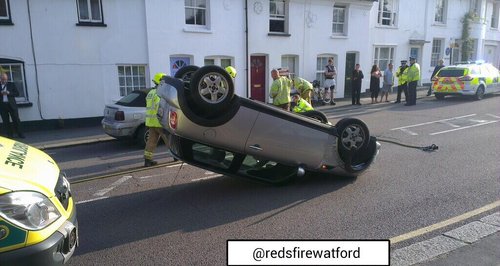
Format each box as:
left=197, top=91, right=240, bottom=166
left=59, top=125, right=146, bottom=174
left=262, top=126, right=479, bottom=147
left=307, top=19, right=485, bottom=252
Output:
left=227, top=240, right=389, bottom=265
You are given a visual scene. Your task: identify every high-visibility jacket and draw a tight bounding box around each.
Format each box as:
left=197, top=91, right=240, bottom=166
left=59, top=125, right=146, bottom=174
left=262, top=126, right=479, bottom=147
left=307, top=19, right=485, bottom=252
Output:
left=396, top=66, right=409, bottom=85
left=145, top=88, right=162, bottom=128
left=293, top=77, right=313, bottom=94
left=407, top=63, right=421, bottom=82
left=292, top=98, right=314, bottom=113
left=270, top=76, right=291, bottom=106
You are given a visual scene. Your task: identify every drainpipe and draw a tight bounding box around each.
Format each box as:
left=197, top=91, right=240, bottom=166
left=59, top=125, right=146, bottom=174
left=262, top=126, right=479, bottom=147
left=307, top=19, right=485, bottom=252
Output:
left=245, top=0, right=249, bottom=98
left=27, top=0, right=45, bottom=120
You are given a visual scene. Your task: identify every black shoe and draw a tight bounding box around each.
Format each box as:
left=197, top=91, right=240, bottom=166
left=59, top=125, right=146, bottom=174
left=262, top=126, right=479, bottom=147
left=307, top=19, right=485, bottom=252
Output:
left=357, top=103, right=361, bottom=105
left=18, top=133, right=25, bottom=139
left=426, top=93, right=431, bottom=96
left=331, top=102, right=336, bottom=105
left=394, top=101, right=400, bottom=103
left=144, top=159, right=158, bottom=167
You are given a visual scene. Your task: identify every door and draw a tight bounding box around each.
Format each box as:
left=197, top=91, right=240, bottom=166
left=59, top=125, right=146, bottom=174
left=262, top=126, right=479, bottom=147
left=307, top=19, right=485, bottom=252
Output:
left=170, top=57, right=190, bottom=77
left=250, top=56, right=266, bottom=102
left=344, top=53, right=356, bottom=97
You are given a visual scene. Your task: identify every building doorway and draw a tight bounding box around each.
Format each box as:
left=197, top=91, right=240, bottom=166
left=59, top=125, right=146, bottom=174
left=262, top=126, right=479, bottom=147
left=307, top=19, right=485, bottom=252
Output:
left=344, top=53, right=357, bottom=97
left=250, top=56, right=266, bottom=102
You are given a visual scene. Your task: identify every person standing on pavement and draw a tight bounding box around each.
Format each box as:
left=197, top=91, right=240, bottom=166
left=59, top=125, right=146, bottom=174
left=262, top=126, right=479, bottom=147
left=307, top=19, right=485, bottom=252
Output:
left=351, top=64, right=364, bottom=105
left=293, top=77, right=313, bottom=105
left=394, top=60, right=409, bottom=104
left=427, top=59, right=444, bottom=96
left=270, top=69, right=291, bottom=111
left=324, top=58, right=337, bottom=105
left=144, top=72, right=170, bottom=167
left=0, top=73, right=24, bottom=139
left=406, top=57, right=420, bottom=106
left=380, top=63, right=394, bottom=103
left=370, top=64, right=382, bottom=104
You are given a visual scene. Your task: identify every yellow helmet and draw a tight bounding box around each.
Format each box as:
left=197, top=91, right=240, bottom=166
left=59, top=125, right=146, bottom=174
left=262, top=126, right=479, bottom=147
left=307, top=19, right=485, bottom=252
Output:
left=152, top=72, right=167, bottom=85
left=225, top=66, right=237, bottom=79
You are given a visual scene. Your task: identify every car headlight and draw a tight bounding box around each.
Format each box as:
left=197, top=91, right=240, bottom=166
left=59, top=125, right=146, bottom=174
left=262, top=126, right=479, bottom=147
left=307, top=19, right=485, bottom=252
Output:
left=0, top=191, right=61, bottom=230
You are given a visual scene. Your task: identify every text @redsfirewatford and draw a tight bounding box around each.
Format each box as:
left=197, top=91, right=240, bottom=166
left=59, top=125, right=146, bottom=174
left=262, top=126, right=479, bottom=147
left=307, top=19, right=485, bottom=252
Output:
left=227, top=240, right=389, bottom=265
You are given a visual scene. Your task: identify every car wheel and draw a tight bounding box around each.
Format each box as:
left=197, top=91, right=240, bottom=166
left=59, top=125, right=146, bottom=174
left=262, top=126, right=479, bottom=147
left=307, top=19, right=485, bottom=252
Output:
left=300, top=110, right=329, bottom=124
left=475, top=85, right=484, bottom=100
left=136, top=125, right=149, bottom=148
left=435, top=93, right=445, bottom=100
left=190, top=65, right=235, bottom=113
left=336, top=118, right=369, bottom=151
left=174, top=65, right=200, bottom=87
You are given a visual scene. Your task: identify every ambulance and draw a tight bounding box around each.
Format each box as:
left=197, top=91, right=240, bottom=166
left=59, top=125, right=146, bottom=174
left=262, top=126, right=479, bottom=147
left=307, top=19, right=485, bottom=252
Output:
left=432, top=61, right=500, bottom=100
left=0, top=137, right=78, bottom=265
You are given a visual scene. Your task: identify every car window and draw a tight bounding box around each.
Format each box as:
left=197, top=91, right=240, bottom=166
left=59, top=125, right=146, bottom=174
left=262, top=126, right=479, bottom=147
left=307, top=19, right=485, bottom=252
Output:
left=437, top=68, right=465, bottom=77
left=116, top=91, right=146, bottom=107
left=238, top=155, right=296, bottom=181
left=469, top=65, right=480, bottom=75
left=192, top=143, right=234, bottom=170
left=484, top=64, right=500, bottom=76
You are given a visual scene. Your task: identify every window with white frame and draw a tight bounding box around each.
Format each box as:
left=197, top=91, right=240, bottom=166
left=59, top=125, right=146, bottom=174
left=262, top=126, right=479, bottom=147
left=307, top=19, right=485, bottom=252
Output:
left=434, top=0, right=447, bottom=23
left=77, top=0, right=103, bottom=24
left=316, top=56, right=337, bottom=87
left=378, top=0, right=397, bottom=26
left=0, top=0, right=12, bottom=24
left=469, top=0, right=480, bottom=16
left=373, top=47, right=394, bottom=72
left=117, top=65, right=147, bottom=96
left=431, top=39, right=443, bottom=67
left=332, top=5, right=346, bottom=35
left=185, top=0, right=207, bottom=26
left=269, top=0, right=287, bottom=33
left=281, top=55, right=297, bottom=78
left=491, top=3, right=499, bottom=29
left=0, top=60, right=27, bottom=101
left=204, top=57, right=233, bottom=69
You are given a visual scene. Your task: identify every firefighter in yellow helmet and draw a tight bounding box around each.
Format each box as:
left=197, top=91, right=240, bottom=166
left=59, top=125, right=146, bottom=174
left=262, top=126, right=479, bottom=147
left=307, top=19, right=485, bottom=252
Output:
left=225, top=66, right=237, bottom=79
left=144, top=72, right=170, bottom=167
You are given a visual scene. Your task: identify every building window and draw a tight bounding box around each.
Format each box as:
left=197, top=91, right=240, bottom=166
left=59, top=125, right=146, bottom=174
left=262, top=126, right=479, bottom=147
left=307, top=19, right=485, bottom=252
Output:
left=76, top=0, right=104, bottom=25
left=491, top=3, right=499, bottom=29
left=185, top=0, right=207, bottom=26
left=204, top=57, right=233, bottom=69
left=332, top=5, right=346, bottom=35
left=431, top=39, right=443, bottom=67
left=469, top=0, right=480, bottom=16
left=117, top=65, right=147, bottom=96
left=0, top=0, right=12, bottom=25
left=378, top=0, right=397, bottom=26
left=434, top=0, right=447, bottom=23
left=316, top=56, right=337, bottom=87
left=281, top=55, right=297, bottom=78
left=373, top=47, right=394, bottom=71
left=0, top=60, right=27, bottom=101
left=269, top=0, right=287, bottom=33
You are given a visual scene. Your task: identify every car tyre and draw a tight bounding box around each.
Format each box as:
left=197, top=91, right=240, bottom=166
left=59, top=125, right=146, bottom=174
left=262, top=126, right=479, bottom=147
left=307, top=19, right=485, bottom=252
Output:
left=136, top=125, right=149, bottom=148
left=335, top=118, right=370, bottom=167
left=300, top=110, right=329, bottom=124
left=475, top=85, right=484, bottom=100
left=190, top=65, right=235, bottom=113
left=174, top=65, right=200, bottom=87
left=435, top=93, right=445, bottom=100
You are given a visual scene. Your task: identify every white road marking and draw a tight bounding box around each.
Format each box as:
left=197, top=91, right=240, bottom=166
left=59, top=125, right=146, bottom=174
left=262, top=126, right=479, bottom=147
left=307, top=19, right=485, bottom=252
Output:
left=191, top=174, right=223, bottom=182
left=390, top=114, right=477, bottom=130
left=486, top=113, right=500, bottom=119
left=430, top=120, right=499, bottom=135
left=93, top=175, right=132, bottom=197
left=439, top=120, right=460, bottom=128
left=76, top=196, right=108, bottom=205
left=400, top=128, right=418, bottom=136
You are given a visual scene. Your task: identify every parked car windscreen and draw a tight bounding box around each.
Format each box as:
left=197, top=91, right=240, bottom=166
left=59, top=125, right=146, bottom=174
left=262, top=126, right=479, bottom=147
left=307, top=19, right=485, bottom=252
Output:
left=116, top=90, right=147, bottom=107
left=437, top=68, right=465, bottom=77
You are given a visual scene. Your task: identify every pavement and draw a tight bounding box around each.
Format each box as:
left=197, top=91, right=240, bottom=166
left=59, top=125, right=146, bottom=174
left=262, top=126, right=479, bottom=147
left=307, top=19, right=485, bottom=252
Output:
left=8, top=87, right=500, bottom=265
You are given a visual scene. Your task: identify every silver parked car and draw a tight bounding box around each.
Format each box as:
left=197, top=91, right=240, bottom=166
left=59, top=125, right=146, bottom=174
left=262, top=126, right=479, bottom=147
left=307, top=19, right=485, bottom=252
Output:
left=157, top=65, right=380, bottom=184
left=102, top=89, right=150, bottom=147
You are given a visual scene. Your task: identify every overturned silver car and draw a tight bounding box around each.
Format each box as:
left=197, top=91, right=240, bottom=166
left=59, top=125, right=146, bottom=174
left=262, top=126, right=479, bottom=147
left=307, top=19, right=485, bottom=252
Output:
left=157, top=65, right=379, bottom=184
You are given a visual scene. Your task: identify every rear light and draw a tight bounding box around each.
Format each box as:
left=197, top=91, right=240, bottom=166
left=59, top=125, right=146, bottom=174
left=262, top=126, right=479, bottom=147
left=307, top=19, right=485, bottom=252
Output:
left=459, top=75, right=473, bottom=81
left=169, top=111, right=177, bottom=129
left=114, top=111, right=125, bottom=121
